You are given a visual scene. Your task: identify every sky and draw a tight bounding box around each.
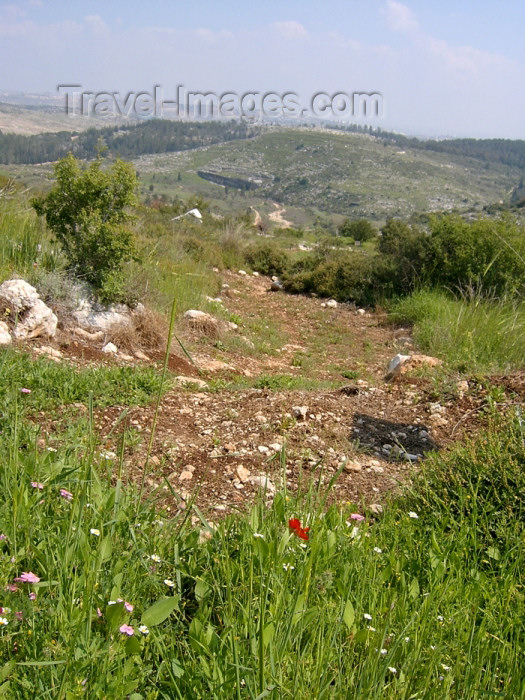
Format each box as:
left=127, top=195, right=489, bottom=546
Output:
left=0, top=0, right=524, bottom=138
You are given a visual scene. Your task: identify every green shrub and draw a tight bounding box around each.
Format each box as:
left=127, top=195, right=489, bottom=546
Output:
left=338, top=218, right=376, bottom=241
left=244, top=242, right=290, bottom=276
left=423, top=214, right=525, bottom=296
left=32, top=153, right=139, bottom=303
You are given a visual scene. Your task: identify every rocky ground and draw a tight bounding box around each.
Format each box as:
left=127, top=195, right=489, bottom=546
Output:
left=10, top=271, right=523, bottom=520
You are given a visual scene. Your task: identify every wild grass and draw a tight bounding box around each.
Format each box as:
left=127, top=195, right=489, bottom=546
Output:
left=0, top=348, right=169, bottom=411
left=1, top=394, right=524, bottom=698
left=388, top=289, right=525, bottom=373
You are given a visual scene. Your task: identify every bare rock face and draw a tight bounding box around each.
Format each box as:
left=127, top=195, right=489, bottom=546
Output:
left=0, top=279, right=57, bottom=340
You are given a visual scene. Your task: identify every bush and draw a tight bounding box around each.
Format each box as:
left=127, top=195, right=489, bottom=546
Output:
left=244, top=242, right=290, bottom=276
left=282, top=249, right=375, bottom=305
left=32, top=153, right=139, bottom=303
left=423, top=214, right=525, bottom=297
left=338, top=218, right=376, bottom=241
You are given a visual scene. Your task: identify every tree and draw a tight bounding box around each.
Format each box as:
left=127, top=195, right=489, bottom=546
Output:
left=338, top=218, right=376, bottom=241
left=33, top=153, right=139, bottom=303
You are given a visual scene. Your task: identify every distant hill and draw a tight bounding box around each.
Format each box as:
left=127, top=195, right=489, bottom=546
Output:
left=1, top=116, right=524, bottom=224
left=132, top=126, right=524, bottom=222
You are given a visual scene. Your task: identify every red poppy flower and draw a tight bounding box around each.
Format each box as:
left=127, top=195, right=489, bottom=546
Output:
left=288, top=518, right=310, bottom=541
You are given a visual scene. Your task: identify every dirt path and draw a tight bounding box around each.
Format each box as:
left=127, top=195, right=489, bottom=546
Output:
left=76, top=272, right=493, bottom=519
left=268, top=202, right=293, bottom=228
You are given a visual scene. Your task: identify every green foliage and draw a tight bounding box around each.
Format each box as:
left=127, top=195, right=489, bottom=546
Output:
left=0, top=395, right=524, bottom=697
left=388, top=289, right=525, bottom=372
left=32, top=153, right=139, bottom=303
left=338, top=218, right=376, bottom=241
left=0, top=347, right=168, bottom=411
left=244, top=242, right=290, bottom=276
left=423, top=214, right=525, bottom=296
left=282, top=247, right=376, bottom=306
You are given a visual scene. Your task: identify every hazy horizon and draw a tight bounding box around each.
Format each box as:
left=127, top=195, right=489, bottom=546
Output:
left=1, top=0, right=524, bottom=139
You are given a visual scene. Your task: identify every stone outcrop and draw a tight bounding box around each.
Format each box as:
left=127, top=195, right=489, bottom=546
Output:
left=0, top=279, right=57, bottom=340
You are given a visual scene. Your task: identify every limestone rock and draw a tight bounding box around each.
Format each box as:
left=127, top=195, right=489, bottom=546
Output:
left=385, top=353, right=442, bottom=381
left=102, top=342, right=118, bottom=354
left=292, top=405, right=308, bottom=420
left=72, top=299, right=131, bottom=333
left=0, top=321, right=11, bottom=345
left=0, top=279, right=58, bottom=340
left=326, top=299, right=338, bottom=308
left=236, top=465, right=251, bottom=482
left=0, top=279, right=39, bottom=312
left=249, top=475, right=276, bottom=494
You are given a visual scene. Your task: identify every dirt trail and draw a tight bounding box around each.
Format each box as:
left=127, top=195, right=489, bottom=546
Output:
left=31, top=271, right=508, bottom=519
left=268, top=202, right=293, bottom=228
left=81, top=272, right=495, bottom=518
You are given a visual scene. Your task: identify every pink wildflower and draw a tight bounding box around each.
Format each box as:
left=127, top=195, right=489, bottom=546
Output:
left=14, top=611, right=23, bottom=621
left=117, top=598, right=134, bottom=613
left=119, top=624, right=134, bottom=636
left=31, top=482, right=44, bottom=490
left=14, top=572, right=40, bottom=584
left=96, top=608, right=102, bottom=618
left=349, top=513, right=365, bottom=521
left=5, top=584, right=18, bottom=592
left=0, top=534, right=7, bottom=541
left=29, top=592, right=37, bottom=601
left=20, top=388, right=31, bottom=394
left=59, top=489, right=73, bottom=501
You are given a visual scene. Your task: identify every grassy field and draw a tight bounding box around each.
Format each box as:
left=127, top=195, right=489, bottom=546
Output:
left=388, top=289, right=525, bottom=374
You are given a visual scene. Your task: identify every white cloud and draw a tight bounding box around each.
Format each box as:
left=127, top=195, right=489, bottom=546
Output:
left=84, top=14, right=108, bottom=36
left=272, top=21, right=308, bottom=40
left=384, top=0, right=418, bottom=34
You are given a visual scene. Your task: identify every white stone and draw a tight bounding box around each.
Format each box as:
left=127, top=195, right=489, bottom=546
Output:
left=292, top=405, right=308, bottom=419
left=0, top=279, right=39, bottom=312
left=387, top=354, right=411, bottom=375
left=269, top=443, right=283, bottom=452
left=72, top=299, right=131, bottom=333
left=249, top=475, right=276, bottom=494
left=12, top=299, right=58, bottom=340
left=184, top=309, right=209, bottom=320
left=238, top=270, right=247, bottom=276
left=102, top=342, right=118, bottom=354
left=326, top=299, right=338, bottom=308
left=0, top=321, right=11, bottom=345
left=236, top=465, right=251, bottom=482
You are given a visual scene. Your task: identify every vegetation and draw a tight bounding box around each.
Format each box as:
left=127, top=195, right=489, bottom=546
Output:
left=32, top=153, right=139, bottom=303
left=0, top=370, right=523, bottom=697
left=0, top=120, right=260, bottom=165
left=1, top=143, right=525, bottom=697
left=338, top=218, right=376, bottom=241
left=387, top=289, right=525, bottom=373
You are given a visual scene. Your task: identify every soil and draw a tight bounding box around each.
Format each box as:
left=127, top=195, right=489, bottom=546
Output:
left=27, top=271, right=524, bottom=520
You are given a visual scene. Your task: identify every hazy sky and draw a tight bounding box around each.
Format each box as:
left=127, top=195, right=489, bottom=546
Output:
left=1, top=0, right=524, bottom=138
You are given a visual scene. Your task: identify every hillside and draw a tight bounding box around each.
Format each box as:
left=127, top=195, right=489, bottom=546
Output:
left=135, top=127, right=523, bottom=224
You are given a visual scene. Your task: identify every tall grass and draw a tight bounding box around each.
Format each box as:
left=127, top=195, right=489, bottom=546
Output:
left=1, top=371, right=523, bottom=698
left=388, top=289, right=525, bottom=373
left=0, top=194, right=60, bottom=282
